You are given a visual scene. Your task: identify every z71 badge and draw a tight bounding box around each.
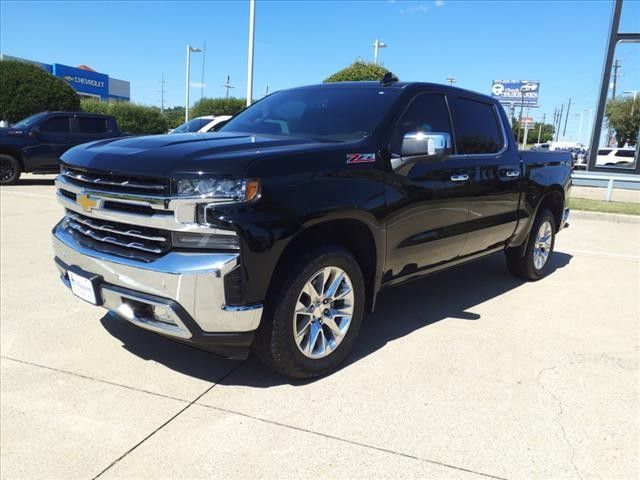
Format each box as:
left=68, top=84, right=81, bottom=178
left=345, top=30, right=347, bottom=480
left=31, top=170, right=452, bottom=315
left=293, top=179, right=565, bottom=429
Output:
left=346, top=153, right=376, bottom=164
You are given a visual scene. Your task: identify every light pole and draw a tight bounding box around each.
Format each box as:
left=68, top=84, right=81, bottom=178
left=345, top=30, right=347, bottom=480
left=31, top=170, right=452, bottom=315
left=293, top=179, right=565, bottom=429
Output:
left=221, top=75, right=235, bottom=99
left=446, top=77, right=456, bottom=86
left=372, top=39, right=386, bottom=65
left=246, top=0, right=256, bottom=107
left=185, top=45, right=202, bottom=122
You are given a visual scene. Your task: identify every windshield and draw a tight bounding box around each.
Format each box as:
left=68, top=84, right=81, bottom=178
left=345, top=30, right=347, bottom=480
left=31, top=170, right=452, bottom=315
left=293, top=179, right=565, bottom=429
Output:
left=220, top=86, right=401, bottom=141
left=171, top=118, right=211, bottom=133
left=12, top=112, right=48, bottom=129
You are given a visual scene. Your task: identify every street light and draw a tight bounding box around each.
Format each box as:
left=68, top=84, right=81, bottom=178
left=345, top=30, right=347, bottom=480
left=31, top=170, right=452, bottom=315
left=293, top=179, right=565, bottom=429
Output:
left=446, top=77, right=456, bottom=86
left=372, top=39, right=386, bottom=65
left=185, top=45, right=202, bottom=122
left=246, top=0, right=256, bottom=107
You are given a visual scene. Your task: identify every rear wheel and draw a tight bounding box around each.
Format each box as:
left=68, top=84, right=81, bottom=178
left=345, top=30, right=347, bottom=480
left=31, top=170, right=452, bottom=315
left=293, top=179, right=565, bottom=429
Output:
left=254, top=245, right=365, bottom=378
left=506, top=209, right=556, bottom=281
left=0, top=154, right=21, bottom=185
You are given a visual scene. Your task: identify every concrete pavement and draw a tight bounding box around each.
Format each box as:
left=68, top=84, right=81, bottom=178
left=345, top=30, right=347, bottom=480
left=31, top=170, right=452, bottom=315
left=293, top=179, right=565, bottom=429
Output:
left=1, top=175, right=638, bottom=479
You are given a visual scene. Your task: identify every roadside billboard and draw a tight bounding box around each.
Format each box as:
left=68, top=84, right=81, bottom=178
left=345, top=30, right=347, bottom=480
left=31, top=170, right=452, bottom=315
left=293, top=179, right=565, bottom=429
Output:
left=491, top=80, right=539, bottom=107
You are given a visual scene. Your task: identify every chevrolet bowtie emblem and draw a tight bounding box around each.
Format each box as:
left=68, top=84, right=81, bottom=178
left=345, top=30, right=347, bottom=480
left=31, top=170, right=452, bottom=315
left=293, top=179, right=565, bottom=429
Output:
left=76, top=194, right=98, bottom=212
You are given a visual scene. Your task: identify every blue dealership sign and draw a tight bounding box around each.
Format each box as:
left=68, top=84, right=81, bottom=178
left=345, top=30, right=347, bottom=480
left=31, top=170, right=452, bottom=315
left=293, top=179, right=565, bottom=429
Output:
left=491, top=80, right=540, bottom=107
left=53, top=63, right=109, bottom=98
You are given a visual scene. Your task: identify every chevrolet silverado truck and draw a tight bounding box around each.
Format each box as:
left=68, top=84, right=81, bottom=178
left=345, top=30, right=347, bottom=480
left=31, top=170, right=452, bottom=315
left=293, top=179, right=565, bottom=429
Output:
left=0, top=111, right=121, bottom=184
left=52, top=80, right=571, bottom=378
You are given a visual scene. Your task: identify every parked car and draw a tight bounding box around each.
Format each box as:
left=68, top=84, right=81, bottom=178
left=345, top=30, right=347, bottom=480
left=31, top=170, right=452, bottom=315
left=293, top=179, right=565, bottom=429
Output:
left=169, top=115, right=232, bottom=134
left=595, top=147, right=637, bottom=168
left=0, top=111, right=122, bottom=184
left=52, top=80, right=571, bottom=378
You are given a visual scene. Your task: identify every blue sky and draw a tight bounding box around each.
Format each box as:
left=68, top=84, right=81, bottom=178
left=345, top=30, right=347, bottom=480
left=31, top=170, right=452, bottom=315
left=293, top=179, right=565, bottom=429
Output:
left=1, top=0, right=639, bottom=142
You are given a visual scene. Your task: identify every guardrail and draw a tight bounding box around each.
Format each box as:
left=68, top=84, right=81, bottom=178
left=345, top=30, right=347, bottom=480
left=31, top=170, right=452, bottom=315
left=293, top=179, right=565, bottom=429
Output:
left=572, top=171, right=640, bottom=201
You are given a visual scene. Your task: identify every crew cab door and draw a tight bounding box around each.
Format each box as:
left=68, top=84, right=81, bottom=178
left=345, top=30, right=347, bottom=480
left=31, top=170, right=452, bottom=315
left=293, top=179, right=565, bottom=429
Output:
left=22, top=115, right=72, bottom=171
left=384, top=92, right=474, bottom=281
left=448, top=96, right=522, bottom=255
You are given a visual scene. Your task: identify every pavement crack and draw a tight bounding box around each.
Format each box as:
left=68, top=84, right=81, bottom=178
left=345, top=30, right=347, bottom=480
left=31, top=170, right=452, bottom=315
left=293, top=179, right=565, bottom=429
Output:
left=92, top=359, right=248, bottom=479
left=536, top=365, right=583, bottom=480
left=195, top=401, right=508, bottom=480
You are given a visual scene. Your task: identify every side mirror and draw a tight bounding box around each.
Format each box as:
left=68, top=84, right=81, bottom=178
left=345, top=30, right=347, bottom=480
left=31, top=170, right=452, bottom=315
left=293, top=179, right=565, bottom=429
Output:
left=400, top=131, right=452, bottom=158
left=30, top=125, right=41, bottom=137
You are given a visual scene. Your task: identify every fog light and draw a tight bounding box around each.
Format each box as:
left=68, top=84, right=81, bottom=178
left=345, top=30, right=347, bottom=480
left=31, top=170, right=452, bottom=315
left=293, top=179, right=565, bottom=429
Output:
left=153, top=305, right=178, bottom=326
left=171, top=231, right=239, bottom=250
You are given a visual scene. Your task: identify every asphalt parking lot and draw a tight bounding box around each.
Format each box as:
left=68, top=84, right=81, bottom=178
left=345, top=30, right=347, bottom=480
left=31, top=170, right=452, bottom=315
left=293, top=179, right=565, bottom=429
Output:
left=1, top=175, right=638, bottom=480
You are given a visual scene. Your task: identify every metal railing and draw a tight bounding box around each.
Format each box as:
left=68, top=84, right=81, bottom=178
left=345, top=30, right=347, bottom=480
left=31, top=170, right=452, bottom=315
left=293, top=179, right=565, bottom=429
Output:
left=572, top=171, right=640, bottom=201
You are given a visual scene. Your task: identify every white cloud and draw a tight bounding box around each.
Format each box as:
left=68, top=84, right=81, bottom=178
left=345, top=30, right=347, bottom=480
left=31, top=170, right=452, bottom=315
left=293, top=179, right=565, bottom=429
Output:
left=435, top=0, right=445, bottom=6
left=189, top=82, right=206, bottom=88
left=400, top=3, right=429, bottom=14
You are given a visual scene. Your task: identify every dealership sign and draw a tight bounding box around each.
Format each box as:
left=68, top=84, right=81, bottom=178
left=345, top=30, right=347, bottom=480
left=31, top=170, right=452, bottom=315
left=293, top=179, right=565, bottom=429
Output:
left=52, top=63, right=109, bottom=98
left=491, top=80, right=539, bottom=107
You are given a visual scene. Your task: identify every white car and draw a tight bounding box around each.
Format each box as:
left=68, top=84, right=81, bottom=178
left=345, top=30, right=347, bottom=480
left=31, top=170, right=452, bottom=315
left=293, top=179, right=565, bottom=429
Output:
left=169, top=115, right=232, bottom=134
left=596, top=147, right=636, bottom=167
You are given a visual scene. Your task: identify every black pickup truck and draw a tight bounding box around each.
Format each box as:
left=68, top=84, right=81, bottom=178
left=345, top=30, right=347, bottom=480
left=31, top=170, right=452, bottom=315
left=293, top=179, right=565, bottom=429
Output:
left=0, top=111, right=121, bottom=184
left=52, top=80, right=571, bottom=378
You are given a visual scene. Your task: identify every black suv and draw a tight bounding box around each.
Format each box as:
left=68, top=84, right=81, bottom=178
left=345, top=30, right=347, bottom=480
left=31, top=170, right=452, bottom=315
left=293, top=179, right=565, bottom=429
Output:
left=0, top=111, right=122, bottom=184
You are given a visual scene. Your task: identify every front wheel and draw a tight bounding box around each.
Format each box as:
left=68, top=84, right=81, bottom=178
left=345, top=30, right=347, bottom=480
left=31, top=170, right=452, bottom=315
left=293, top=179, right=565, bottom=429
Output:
left=254, top=245, right=365, bottom=379
left=0, top=154, right=21, bottom=185
left=506, top=209, right=556, bottom=281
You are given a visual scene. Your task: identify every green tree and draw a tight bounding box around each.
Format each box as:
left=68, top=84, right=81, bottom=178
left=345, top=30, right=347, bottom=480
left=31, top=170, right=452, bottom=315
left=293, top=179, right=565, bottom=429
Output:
left=81, top=99, right=169, bottom=134
left=511, top=118, right=555, bottom=145
left=324, top=60, right=391, bottom=83
left=190, top=97, right=246, bottom=119
left=605, top=97, right=640, bottom=146
left=163, top=106, right=186, bottom=129
left=0, top=60, right=80, bottom=123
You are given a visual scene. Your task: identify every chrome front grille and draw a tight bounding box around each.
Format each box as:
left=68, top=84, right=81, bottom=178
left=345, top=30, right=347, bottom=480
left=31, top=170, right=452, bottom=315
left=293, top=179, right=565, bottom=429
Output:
left=61, top=166, right=170, bottom=195
left=64, top=211, right=171, bottom=259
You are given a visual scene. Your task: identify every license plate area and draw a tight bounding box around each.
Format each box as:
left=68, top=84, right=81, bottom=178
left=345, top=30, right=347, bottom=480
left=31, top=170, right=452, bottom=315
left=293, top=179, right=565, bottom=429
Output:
left=67, top=266, right=103, bottom=306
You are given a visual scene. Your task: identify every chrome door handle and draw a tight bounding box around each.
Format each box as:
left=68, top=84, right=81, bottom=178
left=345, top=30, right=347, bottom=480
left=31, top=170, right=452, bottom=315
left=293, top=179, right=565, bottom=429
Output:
left=505, top=170, right=520, bottom=177
left=450, top=174, right=469, bottom=182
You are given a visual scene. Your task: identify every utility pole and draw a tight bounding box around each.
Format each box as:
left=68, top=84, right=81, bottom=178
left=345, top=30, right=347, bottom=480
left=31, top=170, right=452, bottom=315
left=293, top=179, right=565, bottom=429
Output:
left=537, top=113, right=546, bottom=144
left=552, top=107, right=557, bottom=139
left=265, top=85, right=269, bottom=96
left=556, top=104, right=564, bottom=141
left=517, top=90, right=525, bottom=144
left=522, top=107, right=531, bottom=146
left=221, top=75, right=235, bottom=99
left=563, top=97, right=572, bottom=137
left=158, top=72, right=166, bottom=114
left=246, top=0, right=256, bottom=106
left=446, top=77, right=456, bottom=86
left=612, top=58, right=621, bottom=99
left=372, top=39, right=386, bottom=64
left=577, top=111, right=584, bottom=144
left=200, top=40, right=206, bottom=101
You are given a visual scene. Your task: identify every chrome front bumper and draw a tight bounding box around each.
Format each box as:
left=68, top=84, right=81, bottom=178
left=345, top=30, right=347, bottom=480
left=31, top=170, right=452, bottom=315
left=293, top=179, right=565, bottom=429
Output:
left=52, top=222, right=263, bottom=341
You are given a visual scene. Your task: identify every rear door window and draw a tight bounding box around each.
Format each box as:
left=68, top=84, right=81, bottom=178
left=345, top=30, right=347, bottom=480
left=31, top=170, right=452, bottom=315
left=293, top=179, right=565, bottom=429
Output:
left=39, top=116, right=70, bottom=134
left=451, top=97, right=504, bottom=154
left=75, top=117, right=108, bottom=134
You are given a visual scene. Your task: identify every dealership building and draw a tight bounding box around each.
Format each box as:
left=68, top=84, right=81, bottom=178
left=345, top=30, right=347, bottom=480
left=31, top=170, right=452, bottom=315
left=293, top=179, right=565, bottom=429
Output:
left=0, top=54, right=130, bottom=102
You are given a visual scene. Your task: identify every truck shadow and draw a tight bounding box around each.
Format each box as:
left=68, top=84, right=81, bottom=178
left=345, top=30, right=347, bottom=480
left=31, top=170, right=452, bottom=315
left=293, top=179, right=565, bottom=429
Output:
left=100, top=251, right=572, bottom=387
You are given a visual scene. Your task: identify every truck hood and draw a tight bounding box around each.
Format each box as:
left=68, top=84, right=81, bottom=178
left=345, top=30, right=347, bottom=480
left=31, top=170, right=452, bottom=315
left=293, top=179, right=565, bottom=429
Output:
left=61, top=132, right=337, bottom=178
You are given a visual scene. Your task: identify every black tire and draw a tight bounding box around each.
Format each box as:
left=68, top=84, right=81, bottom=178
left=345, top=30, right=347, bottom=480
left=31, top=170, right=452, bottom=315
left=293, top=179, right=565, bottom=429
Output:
left=506, top=209, right=556, bottom=281
left=253, top=244, right=365, bottom=379
left=0, top=154, right=21, bottom=185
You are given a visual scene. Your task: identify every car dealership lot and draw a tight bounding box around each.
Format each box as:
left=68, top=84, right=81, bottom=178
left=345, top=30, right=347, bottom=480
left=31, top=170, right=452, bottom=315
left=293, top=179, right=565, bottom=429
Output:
left=1, top=175, right=638, bottom=480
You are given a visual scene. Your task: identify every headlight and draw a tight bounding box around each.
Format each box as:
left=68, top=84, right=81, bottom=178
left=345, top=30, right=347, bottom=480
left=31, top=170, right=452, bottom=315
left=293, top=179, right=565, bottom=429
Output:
left=176, top=178, right=260, bottom=201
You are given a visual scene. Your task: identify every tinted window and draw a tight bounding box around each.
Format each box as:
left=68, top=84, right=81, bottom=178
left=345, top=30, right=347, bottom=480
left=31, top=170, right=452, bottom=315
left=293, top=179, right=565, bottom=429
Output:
left=453, top=98, right=503, bottom=154
left=391, top=94, right=452, bottom=153
left=614, top=150, right=635, bottom=158
left=171, top=118, right=211, bottom=133
left=39, top=116, right=70, bottom=133
left=598, top=149, right=612, bottom=155
left=76, top=117, right=108, bottom=134
left=221, top=87, right=401, bottom=142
